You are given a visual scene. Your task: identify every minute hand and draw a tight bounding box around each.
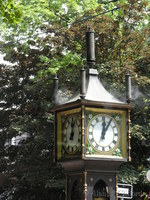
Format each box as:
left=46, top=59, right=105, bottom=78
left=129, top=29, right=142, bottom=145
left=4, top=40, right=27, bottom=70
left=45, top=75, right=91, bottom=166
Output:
left=104, top=118, right=112, bottom=133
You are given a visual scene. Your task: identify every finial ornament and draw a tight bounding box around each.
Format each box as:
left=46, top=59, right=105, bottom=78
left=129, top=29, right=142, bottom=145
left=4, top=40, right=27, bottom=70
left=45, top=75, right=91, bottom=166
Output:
left=52, top=73, right=59, bottom=105
left=126, top=70, right=132, bottom=103
left=80, top=67, right=86, bottom=99
left=86, top=26, right=95, bottom=68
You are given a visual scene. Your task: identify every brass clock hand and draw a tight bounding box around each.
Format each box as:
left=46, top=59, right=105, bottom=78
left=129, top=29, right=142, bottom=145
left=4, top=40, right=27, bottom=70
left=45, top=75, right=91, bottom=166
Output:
left=69, top=118, right=74, bottom=141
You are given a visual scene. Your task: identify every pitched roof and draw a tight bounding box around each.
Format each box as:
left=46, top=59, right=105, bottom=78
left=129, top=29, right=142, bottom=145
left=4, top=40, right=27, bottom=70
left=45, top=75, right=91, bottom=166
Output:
left=65, top=68, right=124, bottom=104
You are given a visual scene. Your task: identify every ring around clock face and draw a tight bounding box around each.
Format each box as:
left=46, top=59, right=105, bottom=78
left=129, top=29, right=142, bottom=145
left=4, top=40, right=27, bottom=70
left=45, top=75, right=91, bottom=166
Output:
left=63, top=116, right=81, bottom=154
left=87, top=114, right=120, bottom=153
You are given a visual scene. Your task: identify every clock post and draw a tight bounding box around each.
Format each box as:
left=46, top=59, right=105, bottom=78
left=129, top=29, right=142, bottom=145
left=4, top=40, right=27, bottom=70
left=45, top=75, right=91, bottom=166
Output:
left=50, top=27, right=133, bottom=200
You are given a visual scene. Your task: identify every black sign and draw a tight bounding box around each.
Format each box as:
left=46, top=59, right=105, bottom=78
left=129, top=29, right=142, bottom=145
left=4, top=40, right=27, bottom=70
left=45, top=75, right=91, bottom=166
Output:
left=117, top=183, right=133, bottom=199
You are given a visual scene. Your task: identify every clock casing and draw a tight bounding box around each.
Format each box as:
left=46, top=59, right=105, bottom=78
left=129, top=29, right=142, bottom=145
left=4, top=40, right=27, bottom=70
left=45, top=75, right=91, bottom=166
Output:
left=85, top=107, right=127, bottom=160
left=56, top=108, right=82, bottom=160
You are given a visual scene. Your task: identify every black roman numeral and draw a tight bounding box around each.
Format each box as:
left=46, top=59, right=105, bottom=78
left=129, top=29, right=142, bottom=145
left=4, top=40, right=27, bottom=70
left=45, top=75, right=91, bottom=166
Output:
left=91, top=124, right=94, bottom=128
left=91, top=138, right=94, bottom=143
left=96, top=118, right=99, bottom=123
left=113, top=140, right=117, bottom=145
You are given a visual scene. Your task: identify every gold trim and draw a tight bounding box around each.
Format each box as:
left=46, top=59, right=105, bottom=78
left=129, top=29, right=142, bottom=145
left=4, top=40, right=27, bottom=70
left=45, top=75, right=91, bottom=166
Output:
left=85, top=154, right=126, bottom=160
left=121, top=111, right=127, bottom=159
left=58, top=108, right=81, bottom=116
left=84, top=171, right=87, bottom=200
left=82, top=105, right=85, bottom=159
left=128, top=109, right=131, bottom=161
left=86, top=107, right=126, bottom=114
left=116, top=174, right=118, bottom=200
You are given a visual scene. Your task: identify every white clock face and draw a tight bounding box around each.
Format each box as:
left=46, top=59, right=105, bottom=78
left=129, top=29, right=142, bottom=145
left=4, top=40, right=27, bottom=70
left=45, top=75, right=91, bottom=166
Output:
left=87, top=114, right=120, bottom=153
left=63, top=116, right=81, bottom=154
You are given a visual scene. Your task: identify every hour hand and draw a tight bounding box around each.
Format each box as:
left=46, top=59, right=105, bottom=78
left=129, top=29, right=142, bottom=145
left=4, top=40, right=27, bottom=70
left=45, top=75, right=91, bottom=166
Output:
left=101, top=129, right=106, bottom=140
left=101, top=118, right=112, bottom=140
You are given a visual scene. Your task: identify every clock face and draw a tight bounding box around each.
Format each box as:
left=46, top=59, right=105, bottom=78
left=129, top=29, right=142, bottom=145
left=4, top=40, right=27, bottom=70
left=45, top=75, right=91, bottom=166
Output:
left=87, top=114, right=120, bottom=153
left=63, top=116, right=81, bottom=154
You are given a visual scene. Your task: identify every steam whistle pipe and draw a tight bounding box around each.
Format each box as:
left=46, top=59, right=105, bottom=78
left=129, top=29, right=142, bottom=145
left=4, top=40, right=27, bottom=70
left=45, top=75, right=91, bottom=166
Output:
left=126, top=71, right=132, bottom=103
left=86, top=27, right=95, bottom=67
left=53, top=73, right=59, bottom=105
left=80, top=67, right=86, bottom=99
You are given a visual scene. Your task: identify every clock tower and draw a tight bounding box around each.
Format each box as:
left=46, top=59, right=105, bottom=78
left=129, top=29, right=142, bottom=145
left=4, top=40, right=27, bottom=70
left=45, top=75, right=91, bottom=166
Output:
left=50, top=28, right=133, bottom=200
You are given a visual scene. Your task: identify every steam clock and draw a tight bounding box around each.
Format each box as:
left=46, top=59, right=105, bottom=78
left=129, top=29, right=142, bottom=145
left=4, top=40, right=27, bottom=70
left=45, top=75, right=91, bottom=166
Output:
left=50, top=28, right=133, bottom=200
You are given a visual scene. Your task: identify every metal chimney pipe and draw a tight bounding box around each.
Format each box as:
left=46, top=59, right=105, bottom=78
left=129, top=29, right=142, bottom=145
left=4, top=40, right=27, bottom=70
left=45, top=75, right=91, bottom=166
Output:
left=86, top=27, right=95, bottom=67
left=126, top=71, right=132, bottom=103
left=53, top=73, right=59, bottom=105
left=80, top=67, right=86, bottom=99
